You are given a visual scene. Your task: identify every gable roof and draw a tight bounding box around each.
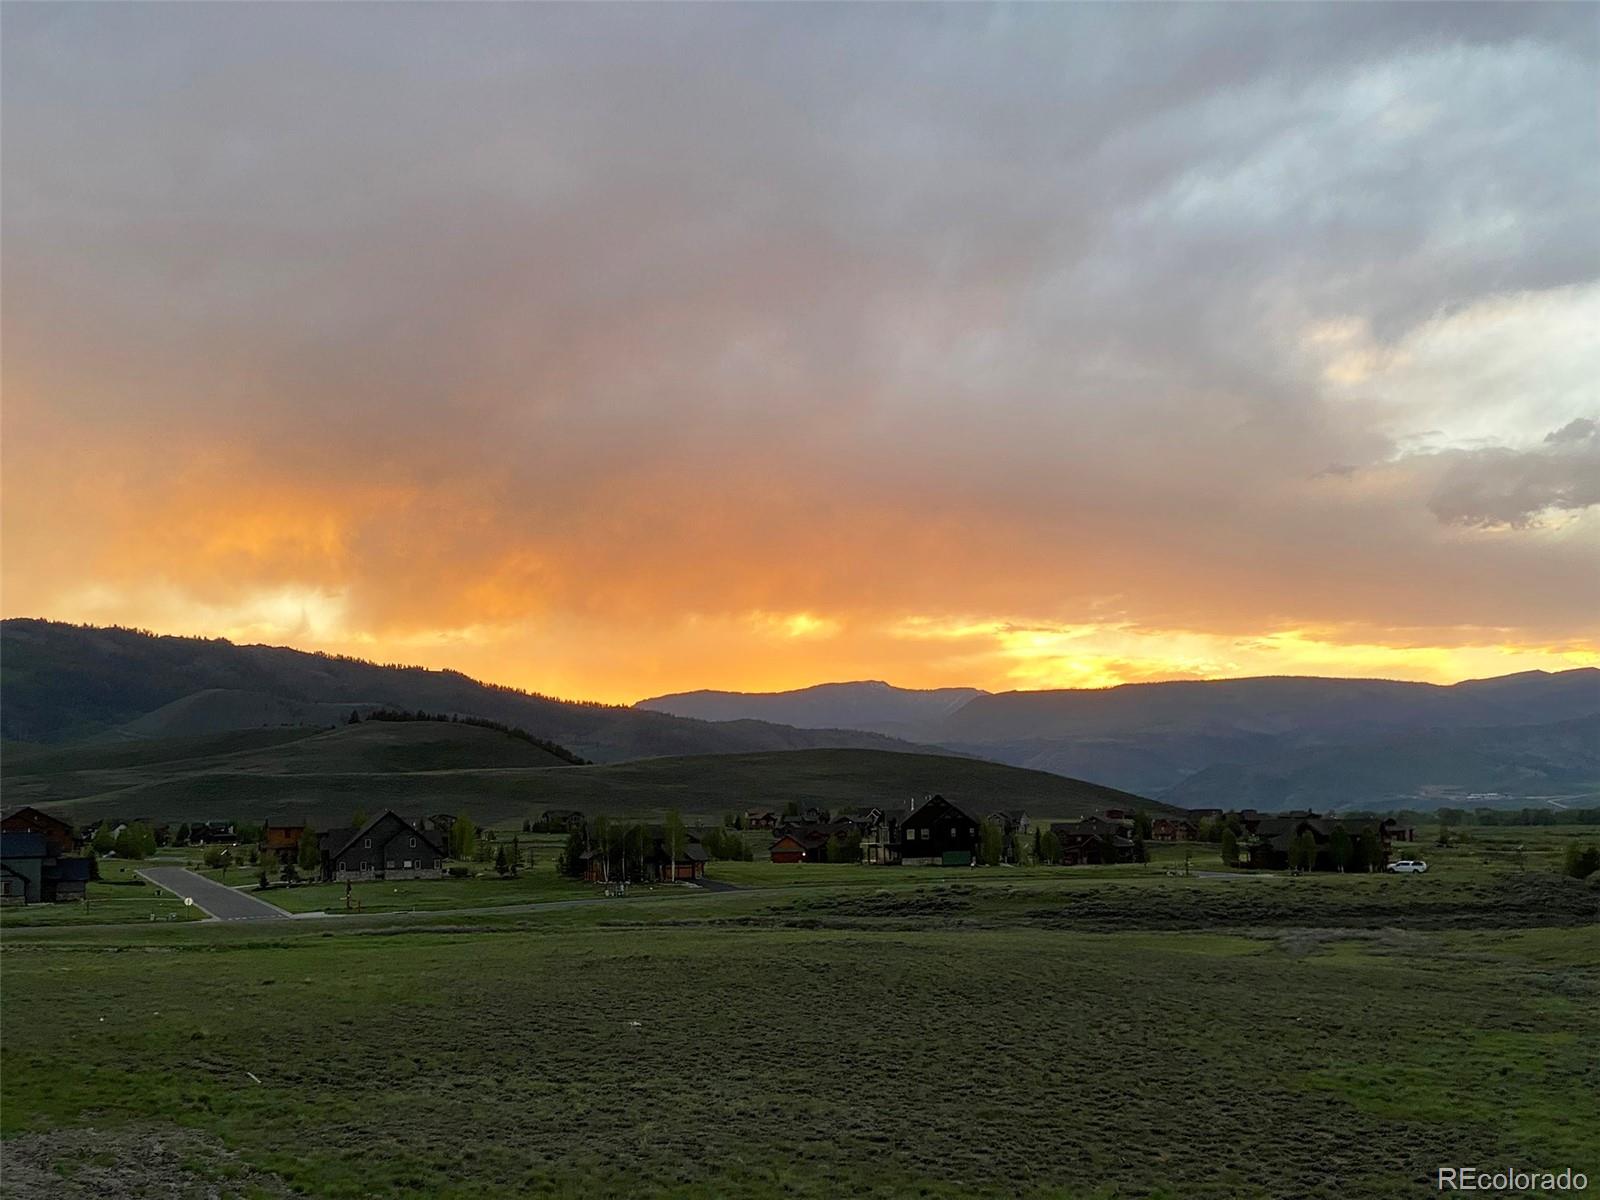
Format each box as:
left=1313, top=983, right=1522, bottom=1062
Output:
left=321, top=810, right=445, bottom=862
left=906, top=795, right=978, bottom=826
left=2, top=806, right=75, bottom=835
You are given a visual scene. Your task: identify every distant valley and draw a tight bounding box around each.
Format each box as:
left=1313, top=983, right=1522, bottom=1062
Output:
left=639, top=672, right=1600, bottom=811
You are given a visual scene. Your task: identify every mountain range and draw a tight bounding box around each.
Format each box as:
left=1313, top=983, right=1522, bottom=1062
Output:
left=639, top=672, right=1600, bottom=810
left=0, top=621, right=1148, bottom=824
left=0, top=619, right=927, bottom=762
left=6, top=619, right=1597, bottom=816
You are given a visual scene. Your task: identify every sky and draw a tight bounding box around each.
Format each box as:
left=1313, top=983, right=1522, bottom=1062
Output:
left=3, top=2, right=1598, bottom=704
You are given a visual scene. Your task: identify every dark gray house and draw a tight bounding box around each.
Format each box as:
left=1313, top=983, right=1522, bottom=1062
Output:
left=318, top=811, right=447, bottom=882
left=899, top=795, right=980, bottom=867
left=1, top=831, right=91, bottom=903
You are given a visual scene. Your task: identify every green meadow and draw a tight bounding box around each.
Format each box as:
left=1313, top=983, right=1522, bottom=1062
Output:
left=3, top=830, right=1597, bottom=1199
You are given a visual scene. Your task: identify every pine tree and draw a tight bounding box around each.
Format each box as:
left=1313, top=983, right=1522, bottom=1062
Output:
left=1220, top=828, right=1238, bottom=867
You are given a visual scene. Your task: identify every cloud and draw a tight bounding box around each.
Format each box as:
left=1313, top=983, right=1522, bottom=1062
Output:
left=1428, top=419, right=1600, bottom=529
left=2, top=3, right=1597, bottom=697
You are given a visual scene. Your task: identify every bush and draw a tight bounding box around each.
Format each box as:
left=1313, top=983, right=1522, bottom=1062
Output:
left=1563, top=843, right=1600, bottom=880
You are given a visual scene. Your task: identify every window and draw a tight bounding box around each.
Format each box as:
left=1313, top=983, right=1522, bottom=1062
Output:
left=409, top=837, right=416, bottom=848
left=360, top=860, right=369, bottom=871
left=363, top=837, right=372, bottom=848
left=338, top=860, right=345, bottom=871
left=386, top=860, right=395, bottom=869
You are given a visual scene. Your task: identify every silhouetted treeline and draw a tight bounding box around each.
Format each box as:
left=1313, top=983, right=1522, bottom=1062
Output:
left=361, top=708, right=589, bottom=764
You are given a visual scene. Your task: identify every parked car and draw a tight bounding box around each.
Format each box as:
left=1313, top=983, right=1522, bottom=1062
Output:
left=1387, top=859, right=1428, bottom=874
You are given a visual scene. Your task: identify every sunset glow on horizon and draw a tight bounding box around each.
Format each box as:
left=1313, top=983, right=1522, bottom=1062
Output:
left=4, top=3, right=1597, bottom=706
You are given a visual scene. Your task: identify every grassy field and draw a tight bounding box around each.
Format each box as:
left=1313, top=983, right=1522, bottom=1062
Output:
left=2, top=870, right=1596, bottom=1200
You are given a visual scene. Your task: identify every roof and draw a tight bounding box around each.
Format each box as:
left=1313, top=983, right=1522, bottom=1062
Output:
left=1, top=806, right=74, bottom=834
left=322, top=811, right=447, bottom=861
left=318, top=827, right=357, bottom=858
left=905, top=795, right=979, bottom=826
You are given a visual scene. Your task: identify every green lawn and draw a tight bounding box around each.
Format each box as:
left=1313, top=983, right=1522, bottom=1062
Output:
left=254, top=869, right=591, bottom=914
left=5, top=825, right=1595, bottom=1197
left=0, top=880, right=203, bottom=928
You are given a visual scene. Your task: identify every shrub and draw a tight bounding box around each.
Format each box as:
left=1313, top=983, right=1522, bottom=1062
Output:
left=1562, top=843, right=1600, bottom=880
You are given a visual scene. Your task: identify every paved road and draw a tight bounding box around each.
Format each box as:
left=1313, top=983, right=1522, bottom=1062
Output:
left=138, top=867, right=291, bottom=921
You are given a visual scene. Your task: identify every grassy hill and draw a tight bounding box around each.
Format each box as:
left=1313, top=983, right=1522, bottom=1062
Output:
left=5, top=730, right=1161, bottom=826
left=0, top=619, right=935, bottom=763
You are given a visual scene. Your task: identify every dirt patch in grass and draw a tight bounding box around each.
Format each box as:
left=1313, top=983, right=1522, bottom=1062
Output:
left=1, top=1124, right=291, bottom=1199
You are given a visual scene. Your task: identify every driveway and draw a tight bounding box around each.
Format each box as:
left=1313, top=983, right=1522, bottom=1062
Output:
left=138, top=867, right=291, bottom=921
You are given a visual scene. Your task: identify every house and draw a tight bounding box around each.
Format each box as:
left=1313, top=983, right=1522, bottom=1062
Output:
left=769, top=833, right=808, bottom=864
left=1244, top=815, right=1391, bottom=871
left=191, top=821, right=238, bottom=845
left=899, top=795, right=980, bottom=867
left=1049, top=816, right=1138, bottom=865
left=985, top=810, right=1031, bottom=862
left=1150, top=815, right=1198, bottom=841
left=1, top=807, right=77, bottom=857
left=775, top=807, right=829, bottom=832
left=641, top=828, right=708, bottom=881
left=425, top=813, right=457, bottom=836
left=769, top=827, right=833, bottom=864
left=1381, top=819, right=1417, bottom=843
left=1, top=831, right=91, bottom=903
left=985, top=810, right=1030, bottom=837
left=259, top=823, right=306, bottom=865
left=743, top=809, right=778, bottom=830
left=582, top=828, right=709, bottom=882
left=859, top=808, right=902, bottom=865
left=540, top=809, right=586, bottom=832
left=318, top=811, right=447, bottom=882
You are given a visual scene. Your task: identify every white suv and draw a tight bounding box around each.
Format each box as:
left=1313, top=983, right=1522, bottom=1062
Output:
left=1387, top=859, right=1428, bottom=874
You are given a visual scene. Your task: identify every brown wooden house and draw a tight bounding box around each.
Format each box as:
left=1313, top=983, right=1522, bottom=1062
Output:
left=259, top=823, right=306, bottom=865
left=1150, top=815, right=1197, bottom=841
left=1049, top=816, right=1138, bottom=865
left=0, top=807, right=77, bottom=857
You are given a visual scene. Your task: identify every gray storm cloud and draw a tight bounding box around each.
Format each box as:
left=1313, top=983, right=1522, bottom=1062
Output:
left=2, top=1, right=1597, bottom=657
left=1430, top=420, right=1600, bottom=529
